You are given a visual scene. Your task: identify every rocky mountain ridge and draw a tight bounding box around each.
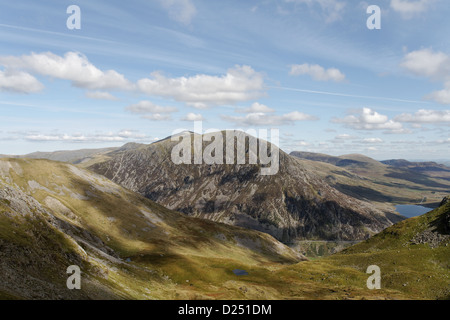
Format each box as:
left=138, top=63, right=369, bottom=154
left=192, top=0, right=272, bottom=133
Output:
left=89, top=131, right=403, bottom=243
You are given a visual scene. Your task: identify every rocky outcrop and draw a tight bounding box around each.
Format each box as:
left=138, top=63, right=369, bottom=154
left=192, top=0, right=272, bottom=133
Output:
left=410, top=229, right=449, bottom=248
left=410, top=196, right=450, bottom=247
left=440, top=196, right=450, bottom=234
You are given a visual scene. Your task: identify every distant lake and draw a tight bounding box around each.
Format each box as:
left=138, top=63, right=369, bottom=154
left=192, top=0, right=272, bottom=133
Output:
left=395, top=205, right=432, bottom=218
left=233, top=269, right=248, bottom=276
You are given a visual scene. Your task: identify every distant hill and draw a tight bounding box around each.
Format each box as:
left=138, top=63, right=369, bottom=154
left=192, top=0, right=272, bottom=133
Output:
left=289, top=151, right=379, bottom=168
left=437, top=160, right=450, bottom=167
left=1, top=147, right=118, bottom=167
left=290, top=151, right=450, bottom=208
left=381, top=159, right=450, bottom=181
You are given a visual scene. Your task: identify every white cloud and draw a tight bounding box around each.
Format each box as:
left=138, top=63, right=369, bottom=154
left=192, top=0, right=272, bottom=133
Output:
left=23, top=130, right=151, bottom=143
left=117, top=130, right=146, bottom=139
left=395, top=109, right=450, bottom=123
left=333, top=108, right=407, bottom=133
left=286, top=0, right=346, bottom=23
left=425, top=85, right=450, bottom=104
left=236, top=102, right=275, bottom=113
left=141, top=114, right=173, bottom=121
left=292, top=140, right=310, bottom=147
left=401, top=48, right=450, bottom=104
left=0, top=52, right=133, bottom=91
left=289, top=63, right=346, bottom=82
left=436, top=137, right=450, bottom=144
left=297, top=140, right=310, bottom=146
left=0, top=52, right=265, bottom=109
left=126, top=100, right=178, bottom=114
left=158, top=0, right=197, bottom=25
left=362, top=138, right=384, bottom=143
left=335, top=134, right=353, bottom=140
left=400, top=48, right=450, bottom=79
left=126, top=101, right=177, bottom=121
left=182, top=113, right=204, bottom=121
left=137, top=65, right=265, bottom=108
left=287, top=111, right=318, bottom=121
left=222, top=111, right=317, bottom=126
left=390, top=0, right=437, bottom=18
left=0, top=70, right=44, bottom=93
left=85, top=91, right=119, bottom=101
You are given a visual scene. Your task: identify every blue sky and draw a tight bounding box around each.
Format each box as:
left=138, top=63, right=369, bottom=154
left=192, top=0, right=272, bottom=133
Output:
left=0, top=0, right=449, bottom=160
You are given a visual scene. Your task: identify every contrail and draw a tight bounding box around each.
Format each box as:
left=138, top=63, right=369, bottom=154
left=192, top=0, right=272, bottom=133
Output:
left=0, top=23, right=117, bottom=44
left=269, top=86, right=428, bottom=104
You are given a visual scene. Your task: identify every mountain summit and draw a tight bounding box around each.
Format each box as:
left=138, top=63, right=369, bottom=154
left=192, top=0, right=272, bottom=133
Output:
left=90, top=131, right=403, bottom=243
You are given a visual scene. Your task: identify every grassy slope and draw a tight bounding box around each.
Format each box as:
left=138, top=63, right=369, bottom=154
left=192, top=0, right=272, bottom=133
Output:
left=320, top=200, right=450, bottom=299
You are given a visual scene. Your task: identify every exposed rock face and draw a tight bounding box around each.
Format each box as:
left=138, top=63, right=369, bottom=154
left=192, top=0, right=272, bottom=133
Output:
left=439, top=196, right=450, bottom=234
left=411, top=229, right=449, bottom=248
left=90, top=131, right=403, bottom=243
left=440, top=196, right=449, bottom=207
left=446, top=210, right=450, bottom=234
left=410, top=197, right=450, bottom=247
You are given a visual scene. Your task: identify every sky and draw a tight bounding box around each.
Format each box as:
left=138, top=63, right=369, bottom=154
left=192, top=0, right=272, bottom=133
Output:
left=0, top=0, right=449, bottom=160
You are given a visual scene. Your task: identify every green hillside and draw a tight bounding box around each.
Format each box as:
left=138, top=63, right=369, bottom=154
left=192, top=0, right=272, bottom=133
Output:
left=322, top=197, right=450, bottom=299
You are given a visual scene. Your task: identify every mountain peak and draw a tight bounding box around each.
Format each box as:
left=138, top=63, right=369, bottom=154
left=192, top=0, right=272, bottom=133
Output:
left=89, top=140, right=401, bottom=243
